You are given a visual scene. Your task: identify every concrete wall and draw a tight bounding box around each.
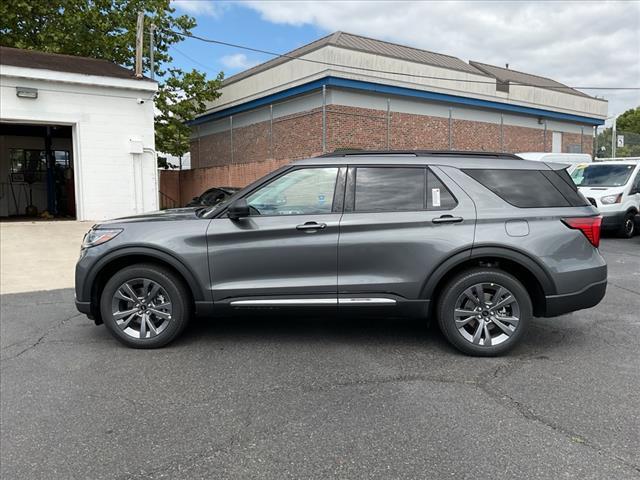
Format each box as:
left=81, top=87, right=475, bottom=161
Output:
left=204, top=45, right=607, bottom=121
left=1, top=65, right=157, bottom=220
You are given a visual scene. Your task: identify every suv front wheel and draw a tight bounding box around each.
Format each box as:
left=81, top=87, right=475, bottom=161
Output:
left=100, top=264, right=191, bottom=348
left=437, top=268, right=531, bottom=356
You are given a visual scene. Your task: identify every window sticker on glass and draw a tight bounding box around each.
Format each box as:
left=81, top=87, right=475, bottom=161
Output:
left=431, top=188, right=441, bottom=207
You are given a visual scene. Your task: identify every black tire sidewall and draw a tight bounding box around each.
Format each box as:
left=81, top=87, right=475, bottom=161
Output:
left=619, top=213, right=635, bottom=238
left=437, top=268, right=532, bottom=356
left=100, top=264, right=190, bottom=348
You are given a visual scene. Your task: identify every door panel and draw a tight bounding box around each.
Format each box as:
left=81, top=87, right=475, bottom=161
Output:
left=206, top=167, right=344, bottom=303
left=338, top=166, right=476, bottom=301
left=207, top=214, right=341, bottom=301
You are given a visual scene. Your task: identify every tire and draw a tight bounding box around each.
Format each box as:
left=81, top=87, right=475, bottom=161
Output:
left=437, top=268, right=532, bottom=357
left=100, top=263, right=191, bottom=348
left=617, top=212, right=636, bottom=238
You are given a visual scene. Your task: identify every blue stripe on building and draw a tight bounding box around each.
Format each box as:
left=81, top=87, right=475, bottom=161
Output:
left=189, top=76, right=604, bottom=127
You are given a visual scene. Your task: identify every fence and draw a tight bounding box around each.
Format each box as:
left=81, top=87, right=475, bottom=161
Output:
left=166, top=95, right=598, bottom=205
left=596, top=128, right=640, bottom=159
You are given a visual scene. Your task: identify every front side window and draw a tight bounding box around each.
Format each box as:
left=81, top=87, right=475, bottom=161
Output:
left=246, top=167, right=338, bottom=215
left=571, top=164, right=636, bottom=187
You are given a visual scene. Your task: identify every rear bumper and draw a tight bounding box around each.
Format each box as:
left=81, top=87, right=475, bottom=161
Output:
left=543, top=279, right=607, bottom=317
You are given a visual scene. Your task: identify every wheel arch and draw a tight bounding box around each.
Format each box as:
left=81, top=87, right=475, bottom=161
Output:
left=85, top=247, right=204, bottom=323
left=423, top=246, right=556, bottom=317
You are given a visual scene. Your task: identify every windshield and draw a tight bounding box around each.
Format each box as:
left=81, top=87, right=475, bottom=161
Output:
left=571, top=164, right=635, bottom=187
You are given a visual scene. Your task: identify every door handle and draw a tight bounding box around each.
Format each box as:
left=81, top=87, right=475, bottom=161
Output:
left=296, top=221, right=327, bottom=231
left=432, top=215, right=463, bottom=224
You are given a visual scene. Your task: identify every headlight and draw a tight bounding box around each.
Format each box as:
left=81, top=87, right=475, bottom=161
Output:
left=82, top=229, right=122, bottom=248
left=600, top=194, right=622, bottom=205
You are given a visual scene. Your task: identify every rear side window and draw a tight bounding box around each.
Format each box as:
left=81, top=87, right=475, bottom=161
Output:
left=349, top=167, right=458, bottom=212
left=354, top=167, right=425, bottom=212
left=462, top=169, right=587, bottom=208
left=427, top=169, right=458, bottom=210
left=541, top=170, right=590, bottom=207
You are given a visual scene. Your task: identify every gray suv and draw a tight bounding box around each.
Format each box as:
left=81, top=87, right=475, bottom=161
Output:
left=75, top=151, right=607, bottom=356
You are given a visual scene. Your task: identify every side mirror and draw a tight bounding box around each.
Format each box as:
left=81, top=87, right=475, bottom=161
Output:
left=192, top=196, right=199, bottom=201
left=227, top=198, right=250, bottom=220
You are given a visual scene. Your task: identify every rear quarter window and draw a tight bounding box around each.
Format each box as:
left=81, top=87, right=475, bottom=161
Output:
left=462, top=168, right=589, bottom=208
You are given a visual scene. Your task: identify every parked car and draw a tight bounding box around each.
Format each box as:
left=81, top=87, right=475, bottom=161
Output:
left=75, top=151, right=607, bottom=356
left=571, top=160, right=640, bottom=238
left=185, top=186, right=239, bottom=207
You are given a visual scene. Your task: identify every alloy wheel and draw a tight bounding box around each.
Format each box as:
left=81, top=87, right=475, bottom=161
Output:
left=110, top=278, right=173, bottom=339
left=453, top=282, right=520, bottom=347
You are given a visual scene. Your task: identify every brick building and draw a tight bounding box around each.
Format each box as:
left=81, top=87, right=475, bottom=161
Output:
left=166, top=32, right=607, bottom=205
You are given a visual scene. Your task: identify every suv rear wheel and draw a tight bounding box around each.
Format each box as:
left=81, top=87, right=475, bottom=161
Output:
left=437, top=268, right=531, bottom=356
left=100, top=264, right=191, bottom=348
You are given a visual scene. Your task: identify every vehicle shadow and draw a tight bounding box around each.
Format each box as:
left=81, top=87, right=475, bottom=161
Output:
left=174, top=311, right=569, bottom=357
left=177, top=312, right=444, bottom=349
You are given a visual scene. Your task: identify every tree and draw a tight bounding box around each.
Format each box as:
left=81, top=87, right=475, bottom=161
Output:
left=0, top=0, right=222, bottom=158
left=617, top=107, right=640, bottom=134
left=595, top=106, right=640, bottom=158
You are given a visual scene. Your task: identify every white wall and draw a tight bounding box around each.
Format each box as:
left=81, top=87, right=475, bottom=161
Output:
left=0, top=66, right=158, bottom=220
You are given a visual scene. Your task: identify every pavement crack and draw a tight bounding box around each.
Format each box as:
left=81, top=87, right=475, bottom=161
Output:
left=304, top=373, right=475, bottom=392
left=477, top=358, right=640, bottom=475
left=610, top=282, right=640, bottom=297
left=0, top=312, right=82, bottom=367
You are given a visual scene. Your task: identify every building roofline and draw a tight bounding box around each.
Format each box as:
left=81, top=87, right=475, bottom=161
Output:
left=222, top=31, right=487, bottom=87
left=469, top=60, right=591, bottom=98
left=0, top=46, right=154, bottom=82
left=189, top=76, right=605, bottom=127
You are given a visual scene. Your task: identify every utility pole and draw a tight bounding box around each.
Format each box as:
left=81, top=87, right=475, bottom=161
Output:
left=611, top=115, right=617, bottom=158
left=149, top=23, right=155, bottom=80
left=135, top=12, right=144, bottom=78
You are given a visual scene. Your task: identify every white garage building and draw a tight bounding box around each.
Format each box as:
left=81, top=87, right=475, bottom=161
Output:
left=0, top=46, right=158, bottom=221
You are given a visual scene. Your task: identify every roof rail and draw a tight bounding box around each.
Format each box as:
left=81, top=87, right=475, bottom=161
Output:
left=317, top=149, right=522, bottom=159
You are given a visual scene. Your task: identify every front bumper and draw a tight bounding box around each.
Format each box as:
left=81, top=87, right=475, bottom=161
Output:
left=543, top=279, right=607, bottom=317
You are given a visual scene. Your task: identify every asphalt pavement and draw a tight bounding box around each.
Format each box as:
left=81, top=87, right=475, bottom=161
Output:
left=1, top=237, right=639, bottom=479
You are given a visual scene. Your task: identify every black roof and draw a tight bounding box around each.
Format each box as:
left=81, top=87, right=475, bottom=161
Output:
left=0, top=46, right=153, bottom=81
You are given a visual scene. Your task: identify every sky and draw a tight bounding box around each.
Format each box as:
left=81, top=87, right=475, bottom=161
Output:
left=170, top=0, right=640, bottom=125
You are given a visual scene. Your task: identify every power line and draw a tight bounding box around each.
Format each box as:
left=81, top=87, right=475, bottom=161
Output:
left=162, top=28, right=640, bottom=92
left=171, top=45, right=217, bottom=73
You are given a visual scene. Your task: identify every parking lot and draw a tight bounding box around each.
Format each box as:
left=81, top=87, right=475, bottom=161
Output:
left=1, top=235, right=639, bottom=479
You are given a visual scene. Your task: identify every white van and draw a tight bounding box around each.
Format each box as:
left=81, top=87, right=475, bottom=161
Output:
left=571, top=160, right=640, bottom=238
left=517, top=152, right=592, bottom=173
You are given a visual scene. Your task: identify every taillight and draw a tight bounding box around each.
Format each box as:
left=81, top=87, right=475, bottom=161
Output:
left=562, top=216, right=602, bottom=248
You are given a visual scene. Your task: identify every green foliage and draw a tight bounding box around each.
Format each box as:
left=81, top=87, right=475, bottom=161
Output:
left=595, top=106, right=640, bottom=158
left=0, top=0, right=222, bottom=157
left=616, top=107, right=640, bottom=134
